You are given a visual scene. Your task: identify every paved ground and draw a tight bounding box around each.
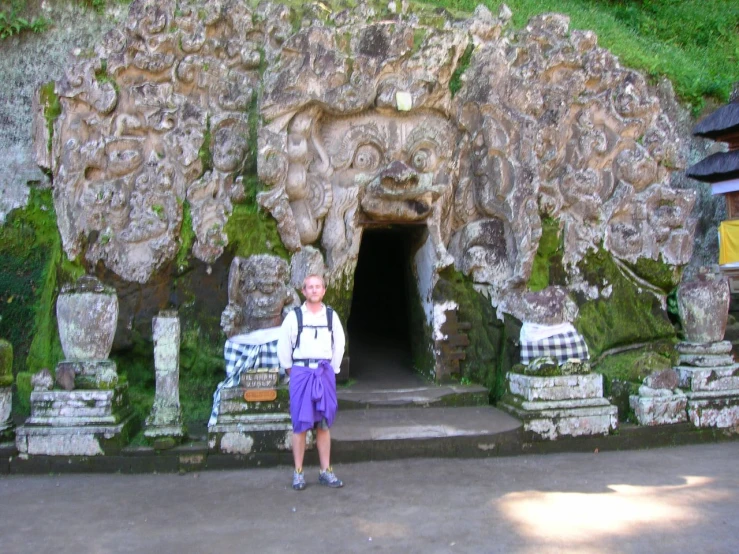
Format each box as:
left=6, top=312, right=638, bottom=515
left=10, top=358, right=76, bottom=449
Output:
left=1, top=442, right=737, bottom=554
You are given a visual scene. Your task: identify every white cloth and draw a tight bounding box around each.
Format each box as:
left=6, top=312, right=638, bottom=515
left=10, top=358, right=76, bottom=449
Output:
left=229, top=326, right=282, bottom=345
left=277, top=303, right=346, bottom=374
left=520, top=322, right=577, bottom=343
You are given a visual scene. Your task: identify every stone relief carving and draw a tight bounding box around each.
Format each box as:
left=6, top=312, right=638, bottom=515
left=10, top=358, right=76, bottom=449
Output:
left=41, top=0, right=263, bottom=282
left=221, top=254, right=298, bottom=338
left=39, top=1, right=697, bottom=312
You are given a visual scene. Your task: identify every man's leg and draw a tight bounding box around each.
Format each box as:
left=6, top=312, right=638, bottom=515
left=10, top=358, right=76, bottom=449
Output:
left=316, top=427, right=343, bottom=487
left=316, top=427, right=331, bottom=470
left=292, top=431, right=306, bottom=469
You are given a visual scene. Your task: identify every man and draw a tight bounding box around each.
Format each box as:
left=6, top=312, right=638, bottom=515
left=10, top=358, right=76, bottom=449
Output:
left=277, top=274, right=346, bottom=491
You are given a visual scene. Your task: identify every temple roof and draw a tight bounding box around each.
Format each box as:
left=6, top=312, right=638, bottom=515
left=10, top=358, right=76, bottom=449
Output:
left=692, top=102, right=739, bottom=140
left=687, top=150, right=739, bottom=183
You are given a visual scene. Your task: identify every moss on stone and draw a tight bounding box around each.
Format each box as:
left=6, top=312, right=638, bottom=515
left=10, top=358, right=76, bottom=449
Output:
left=39, top=81, right=60, bottom=153
left=627, top=256, right=683, bottom=292
left=527, top=216, right=563, bottom=291
left=594, top=343, right=677, bottom=386
left=449, top=42, right=473, bottom=97
left=223, top=201, right=289, bottom=261
left=433, top=267, right=511, bottom=399
left=322, top=270, right=355, bottom=327
left=575, top=248, right=676, bottom=359
left=175, top=200, right=195, bottom=271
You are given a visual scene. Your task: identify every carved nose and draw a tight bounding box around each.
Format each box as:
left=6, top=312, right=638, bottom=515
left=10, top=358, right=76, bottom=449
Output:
left=379, top=161, right=419, bottom=188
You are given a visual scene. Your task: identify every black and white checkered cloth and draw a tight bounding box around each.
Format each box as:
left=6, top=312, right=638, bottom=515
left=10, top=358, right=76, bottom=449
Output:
left=224, top=339, right=280, bottom=376
left=520, top=329, right=590, bottom=365
left=209, top=339, right=280, bottom=427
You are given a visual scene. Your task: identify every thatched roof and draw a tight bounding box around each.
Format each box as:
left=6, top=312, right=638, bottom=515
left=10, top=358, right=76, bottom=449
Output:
left=692, top=102, right=739, bottom=140
left=687, top=150, right=739, bottom=183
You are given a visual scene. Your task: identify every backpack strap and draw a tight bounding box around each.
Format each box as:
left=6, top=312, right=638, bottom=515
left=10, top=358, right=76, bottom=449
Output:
left=293, top=306, right=303, bottom=350
left=292, top=305, right=334, bottom=352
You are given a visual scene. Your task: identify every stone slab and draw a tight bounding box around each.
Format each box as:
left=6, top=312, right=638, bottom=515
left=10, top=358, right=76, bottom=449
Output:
left=29, top=386, right=129, bottom=420
left=686, top=391, right=739, bottom=429
left=629, top=394, right=688, bottom=426
left=507, top=372, right=604, bottom=402
left=499, top=401, right=617, bottom=440
left=57, top=359, right=117, bottom=377
left=207, top=424, right=294, bottom=455
left=678, top=354, right=735, bottom=367
left=676, top=341, right=732, bottom=355
left=15, top=413, right=136, bottom=456
left=676, top=364, right=739, bottom=392
left=519, top=397, right=612, bottom=411
left=240, top=370, right=279, bottom=389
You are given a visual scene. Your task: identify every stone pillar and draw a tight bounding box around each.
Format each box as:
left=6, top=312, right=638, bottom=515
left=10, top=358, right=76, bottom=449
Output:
left=0, top=339, right=14, bottom=440
left=144, top=311, right=185, bottom=448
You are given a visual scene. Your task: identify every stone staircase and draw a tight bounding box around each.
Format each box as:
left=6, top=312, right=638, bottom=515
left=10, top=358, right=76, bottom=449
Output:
left=331, top=381, right=523, bottom=461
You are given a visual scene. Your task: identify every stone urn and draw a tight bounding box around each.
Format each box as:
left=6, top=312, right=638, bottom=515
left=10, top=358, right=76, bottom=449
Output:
left=677, top=268, right=730, bottom=344
left=56, top=275, right=119, bottom=360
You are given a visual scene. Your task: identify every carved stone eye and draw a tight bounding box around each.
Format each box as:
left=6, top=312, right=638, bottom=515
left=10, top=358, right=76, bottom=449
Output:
left=411, top=148, right=437, bottom=172
left=352, top=144, right=382, bottom=172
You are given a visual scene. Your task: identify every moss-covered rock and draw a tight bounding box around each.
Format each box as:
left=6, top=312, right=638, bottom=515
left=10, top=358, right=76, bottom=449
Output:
left=0, top=339, right=13, bottom=387
left=627, top=256, right=683, bottom=292
left=575, top=248, right=676, bottom=358
left=527, top=216, right=564, bottom=292
left=433, top=267, right=520, bottom=400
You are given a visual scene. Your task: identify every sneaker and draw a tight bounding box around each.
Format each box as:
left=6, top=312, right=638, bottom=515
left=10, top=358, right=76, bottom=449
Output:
left=292, top=469, right=306, bottom=491
left=318, top=466, right=344, bottom=488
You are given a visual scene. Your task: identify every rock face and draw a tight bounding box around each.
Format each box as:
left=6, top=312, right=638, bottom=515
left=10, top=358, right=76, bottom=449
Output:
left=38, top=1, right=696, bottom=296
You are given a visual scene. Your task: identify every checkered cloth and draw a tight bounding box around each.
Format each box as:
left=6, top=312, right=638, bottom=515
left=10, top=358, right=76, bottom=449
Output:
left=208, top=339, right=280, bottom=427
left=520, top=329, right=590, bottom=365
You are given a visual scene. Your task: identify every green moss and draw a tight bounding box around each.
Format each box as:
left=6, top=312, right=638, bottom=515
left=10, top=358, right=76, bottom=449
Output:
left=322, top=270, right=355, bottom=327
left=412, top=28, right=427, bottom=52
left=39, top=81, right=61, bottom=153
left=433, top=267, right=510, bottom=399
left=449, top=42, right=473, bottom=97
left=175, top=200, right=195, bottom=270
left=223, top=201, right=288, bottom=261
left=527, top=216, right=563, bottom=291
left=627, top=256, right=683, bottom=292
left=198, top=115, right=212, bottom=175
left=575, top=248, right=676, bottom=359
left=0, top=189, right=84, bottom=416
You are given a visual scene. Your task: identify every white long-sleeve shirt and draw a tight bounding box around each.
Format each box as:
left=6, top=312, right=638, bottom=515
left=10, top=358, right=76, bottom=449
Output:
left=277, top=303, right=346, bottom=374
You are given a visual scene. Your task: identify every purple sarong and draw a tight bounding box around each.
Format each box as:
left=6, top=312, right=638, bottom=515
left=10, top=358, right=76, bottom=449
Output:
left=289, top=361, right=338, bottom=433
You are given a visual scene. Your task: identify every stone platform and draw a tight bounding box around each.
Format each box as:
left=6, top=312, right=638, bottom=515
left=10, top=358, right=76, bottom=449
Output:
left=675, top=341, right=739, bottom=429
left=499, top=373, right=618, bottom=440
left=207, top=386, right=292, bottom=455
left=15, top=385, right=135, bottom=456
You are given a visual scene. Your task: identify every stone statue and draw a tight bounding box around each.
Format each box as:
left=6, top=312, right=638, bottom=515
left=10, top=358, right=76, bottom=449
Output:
left=221, top=254, right=298, bottom=338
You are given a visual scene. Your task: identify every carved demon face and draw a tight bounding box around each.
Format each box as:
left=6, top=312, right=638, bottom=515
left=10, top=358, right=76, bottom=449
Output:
left=319, top=110, right=457, bottom=222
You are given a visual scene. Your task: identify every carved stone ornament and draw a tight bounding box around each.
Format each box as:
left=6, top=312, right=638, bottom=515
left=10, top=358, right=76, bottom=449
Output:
left=221, top=254, right=298, bottom=338
left=40, top=1, right=696, bottom=307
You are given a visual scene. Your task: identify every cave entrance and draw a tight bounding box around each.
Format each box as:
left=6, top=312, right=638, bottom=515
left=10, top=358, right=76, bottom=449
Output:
left=347, top=225, right=428, bottom=388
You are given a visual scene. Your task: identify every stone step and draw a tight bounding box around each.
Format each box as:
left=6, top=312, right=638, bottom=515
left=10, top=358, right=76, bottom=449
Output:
left=336, top=384, right=489, bottom=409
left=330, top=405, right=523, bottom=459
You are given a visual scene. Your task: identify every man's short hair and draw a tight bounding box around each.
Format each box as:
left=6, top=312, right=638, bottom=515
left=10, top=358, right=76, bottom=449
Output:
left=302, top=273, right=325, bottom=289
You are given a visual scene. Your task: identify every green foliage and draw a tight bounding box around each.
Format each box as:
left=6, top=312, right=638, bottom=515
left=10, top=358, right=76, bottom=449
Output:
left=0, top=1, right=49, bottom=41
left=575, top=248, right=676, bottom=358
left=527, top=216, right=563, bottom=292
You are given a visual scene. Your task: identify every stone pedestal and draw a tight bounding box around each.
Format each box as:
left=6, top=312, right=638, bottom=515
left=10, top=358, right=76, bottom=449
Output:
left=144, top=312, right=185, bottom=446
left=15, top=385, right=135, bottom=456
left=629, top=388, right=688, bottom=426
left=675, top=341, right=739, bottom=429
left=500, top=372, right=617, bottom=440
left=208, top=369, right=294, bottom=454
left=16, top=276, right=135, bottom=455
